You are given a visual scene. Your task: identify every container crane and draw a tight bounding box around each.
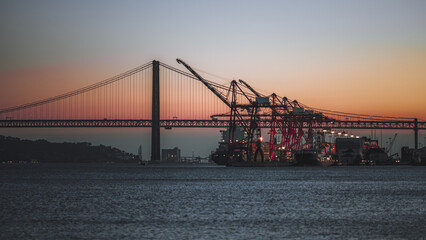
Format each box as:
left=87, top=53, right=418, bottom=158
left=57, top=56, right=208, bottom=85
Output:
left=177, top=58, right=319, bottom=163
left=238, top=80, right=315, bottom=160
left=177, top=59, right=259, bottom=161
left=386, top=133, right=397, bottom=154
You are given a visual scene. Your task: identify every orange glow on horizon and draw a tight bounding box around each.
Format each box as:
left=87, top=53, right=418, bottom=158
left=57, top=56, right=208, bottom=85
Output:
left=1, top=54, right=425, bottom=121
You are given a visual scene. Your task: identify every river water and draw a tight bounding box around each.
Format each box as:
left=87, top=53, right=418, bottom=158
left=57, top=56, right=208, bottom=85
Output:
left=1, top=164, right=425, bottom=239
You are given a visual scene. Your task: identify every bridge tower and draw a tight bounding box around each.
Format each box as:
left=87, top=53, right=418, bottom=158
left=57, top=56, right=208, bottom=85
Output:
left=151, top=60, right=160, bottom=161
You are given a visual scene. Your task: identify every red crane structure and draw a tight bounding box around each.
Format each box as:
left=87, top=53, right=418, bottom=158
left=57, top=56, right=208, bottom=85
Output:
left=177, top=59, right=326, bottom=163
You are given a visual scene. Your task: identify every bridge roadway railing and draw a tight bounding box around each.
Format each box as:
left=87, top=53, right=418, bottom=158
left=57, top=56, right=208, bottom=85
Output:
left=0, top=119, right=425, bottom=130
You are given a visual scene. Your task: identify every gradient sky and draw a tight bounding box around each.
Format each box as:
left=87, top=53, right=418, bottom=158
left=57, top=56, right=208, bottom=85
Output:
left=0, top=0, right=425, bottom=155
left=1, top=0, right=426, bottom=118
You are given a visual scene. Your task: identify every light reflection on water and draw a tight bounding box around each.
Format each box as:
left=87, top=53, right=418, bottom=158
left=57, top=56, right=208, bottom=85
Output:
left=1, top=164, right=425, bottom=239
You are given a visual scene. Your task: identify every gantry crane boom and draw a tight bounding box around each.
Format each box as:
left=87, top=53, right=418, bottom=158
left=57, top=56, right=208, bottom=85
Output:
left=176, top=59, right=231, bottom=108
left=238, top=79, right=262, bottom=97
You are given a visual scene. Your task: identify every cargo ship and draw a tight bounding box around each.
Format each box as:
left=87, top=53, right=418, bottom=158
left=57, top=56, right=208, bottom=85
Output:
left=210, top=142, right=229, bottom=165
left=210, top=128, right=322, bottom=166
left=293, top=149, right=321, bottom=166
left=335, top=137, right=396, bottom=165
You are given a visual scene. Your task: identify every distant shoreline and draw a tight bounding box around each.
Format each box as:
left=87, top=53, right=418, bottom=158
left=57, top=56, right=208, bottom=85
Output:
left=0, top=135, right=137, bottom=164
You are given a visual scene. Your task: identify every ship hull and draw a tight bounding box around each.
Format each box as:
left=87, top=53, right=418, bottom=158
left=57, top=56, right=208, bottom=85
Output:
left=294, top=150, right=321, bottom=166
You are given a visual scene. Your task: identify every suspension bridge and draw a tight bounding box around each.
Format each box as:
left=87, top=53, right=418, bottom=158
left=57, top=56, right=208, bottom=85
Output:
left=1, top=59, right=425, bottom=161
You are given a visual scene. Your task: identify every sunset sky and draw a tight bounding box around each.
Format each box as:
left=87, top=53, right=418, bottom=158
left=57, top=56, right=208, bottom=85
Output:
left=0, top=0, right=425, bottom=155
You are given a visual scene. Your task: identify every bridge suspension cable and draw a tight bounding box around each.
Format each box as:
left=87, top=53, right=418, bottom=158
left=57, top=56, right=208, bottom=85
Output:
left=0, top=62, right=152, bottom=115
left=0, top=59, right=420, bottom=124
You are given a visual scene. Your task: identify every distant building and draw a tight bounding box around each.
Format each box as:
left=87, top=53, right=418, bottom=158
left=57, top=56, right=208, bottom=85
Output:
left=162, top=147, right=181, bottom=162
left=403, top=146, right=426, bottom=164
left=420, top=147, right=426, bottom=164
left=401, top=147, right=416, bottom=163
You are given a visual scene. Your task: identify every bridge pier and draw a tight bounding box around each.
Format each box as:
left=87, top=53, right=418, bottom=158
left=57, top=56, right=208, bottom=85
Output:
left=414, top=118, right=418, bottom=151
left=151, top=60, right=160, bottom=161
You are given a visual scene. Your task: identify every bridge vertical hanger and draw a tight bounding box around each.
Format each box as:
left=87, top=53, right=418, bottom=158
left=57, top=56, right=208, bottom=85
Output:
left=151, top=60, right=160, bottom=161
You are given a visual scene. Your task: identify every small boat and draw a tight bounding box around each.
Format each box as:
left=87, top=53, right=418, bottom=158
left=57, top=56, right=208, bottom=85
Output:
left=138, top=145, right=147, bottom=165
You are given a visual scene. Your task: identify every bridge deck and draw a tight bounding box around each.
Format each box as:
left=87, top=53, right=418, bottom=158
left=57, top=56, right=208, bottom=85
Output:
left=0, top=119, right=425, bottom=129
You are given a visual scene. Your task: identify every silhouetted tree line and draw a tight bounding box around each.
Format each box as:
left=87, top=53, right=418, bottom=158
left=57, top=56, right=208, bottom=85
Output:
left=0, top=135, right=136, bottom=163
